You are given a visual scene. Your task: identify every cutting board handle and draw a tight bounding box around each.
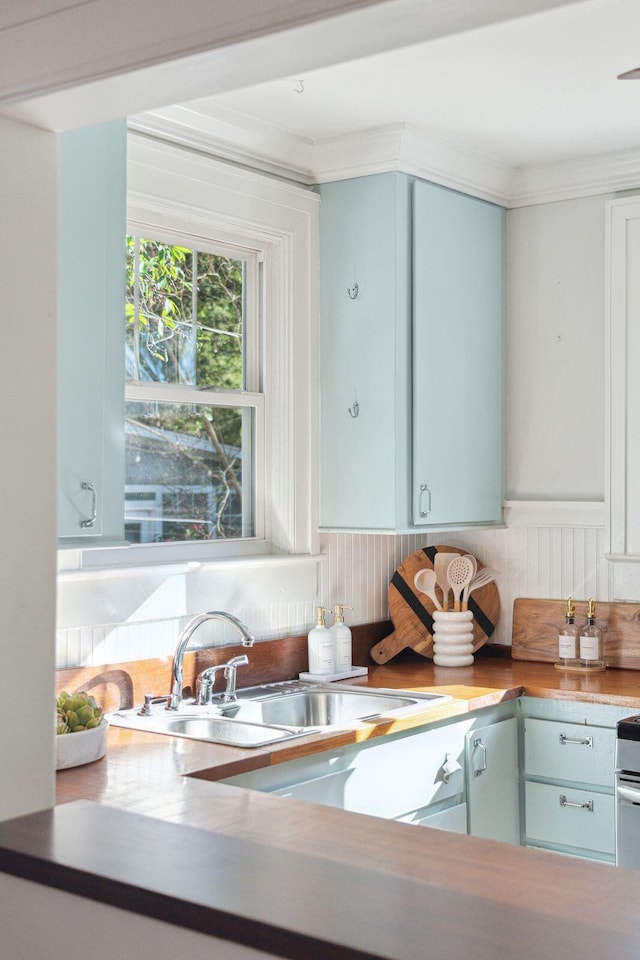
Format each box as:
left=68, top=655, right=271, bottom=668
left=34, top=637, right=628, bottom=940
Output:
left=370, top=631, right=406, bottom=664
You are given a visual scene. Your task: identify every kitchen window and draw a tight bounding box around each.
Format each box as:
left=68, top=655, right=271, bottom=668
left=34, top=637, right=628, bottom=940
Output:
left=124, top=232, right=264, bottom=546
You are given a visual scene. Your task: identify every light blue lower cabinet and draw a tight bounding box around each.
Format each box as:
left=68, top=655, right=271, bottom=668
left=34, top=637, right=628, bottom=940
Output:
left=520, top=698, right=627, bottom=864
left=466, top=717, right=520, bottom=845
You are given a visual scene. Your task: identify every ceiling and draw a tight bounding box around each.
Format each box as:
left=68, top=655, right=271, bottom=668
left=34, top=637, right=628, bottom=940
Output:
left=175, top=0, right=640, bottom=170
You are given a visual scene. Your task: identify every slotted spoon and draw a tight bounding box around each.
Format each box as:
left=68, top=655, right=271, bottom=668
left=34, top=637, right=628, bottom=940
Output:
left=447, top=555, right=475, bottom=612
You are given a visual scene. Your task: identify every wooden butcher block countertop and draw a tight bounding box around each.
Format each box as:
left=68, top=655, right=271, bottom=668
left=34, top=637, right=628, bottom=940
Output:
left=4, top=658, right=640, bottom=960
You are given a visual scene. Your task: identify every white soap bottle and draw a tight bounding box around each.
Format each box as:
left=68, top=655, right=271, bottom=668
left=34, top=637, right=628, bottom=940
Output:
left=330, top=603, right=353, bottom=672
left=307, top=607, right=335, bottom=675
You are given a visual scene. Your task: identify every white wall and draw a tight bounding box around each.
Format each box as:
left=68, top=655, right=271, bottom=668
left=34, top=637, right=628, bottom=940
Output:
left=506, top=193, right=613, bottom=501
left=0, top=117, right=57, bottom=820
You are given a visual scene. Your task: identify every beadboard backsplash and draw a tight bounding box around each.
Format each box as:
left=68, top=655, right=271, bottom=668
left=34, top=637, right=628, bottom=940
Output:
left=56, top=502, right=608, bottom=669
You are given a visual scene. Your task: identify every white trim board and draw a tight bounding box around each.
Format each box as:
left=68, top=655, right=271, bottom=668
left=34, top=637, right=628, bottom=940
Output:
left=502, top=501, right=605, bottom=528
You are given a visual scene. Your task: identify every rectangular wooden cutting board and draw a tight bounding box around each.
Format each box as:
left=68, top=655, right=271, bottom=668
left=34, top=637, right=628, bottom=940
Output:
left=512, top=598, right=640, bottom=670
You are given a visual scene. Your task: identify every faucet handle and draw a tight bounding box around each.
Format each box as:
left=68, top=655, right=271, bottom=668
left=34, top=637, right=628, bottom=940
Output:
left=138, top=694, right=171, bottom=717
left=222, top=654, right=249, bottom=702
left=196, top=664, right=226, bottom=705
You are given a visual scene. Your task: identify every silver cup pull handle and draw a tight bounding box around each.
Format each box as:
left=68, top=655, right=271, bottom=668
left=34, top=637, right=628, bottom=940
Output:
left=472, top=737, right=487, bottom=777
left=419, top=483, right=432, bottom=518
left=80, top=480, right=97, bottom=529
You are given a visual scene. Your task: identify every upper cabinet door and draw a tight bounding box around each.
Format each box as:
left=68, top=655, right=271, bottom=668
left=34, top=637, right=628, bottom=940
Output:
left=412, top=180, right=504, bottom=526
left=57, top=120, right=127, bottom=544
left=319, top=174, right=410, bottom=530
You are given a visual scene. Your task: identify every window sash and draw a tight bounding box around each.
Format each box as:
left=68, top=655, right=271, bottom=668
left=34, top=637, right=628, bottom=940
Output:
left=125, top=380, right=266, bottom=543
left=126, top=225, right=262, bottom=393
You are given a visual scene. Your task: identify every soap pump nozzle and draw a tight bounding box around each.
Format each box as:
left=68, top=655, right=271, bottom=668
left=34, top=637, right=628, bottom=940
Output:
left=333, top=603, right=353, bottom=624
left=314, top=606, right=330, bottom=627
left=587, top=598, right=596, bottom=622
left=566, top=596, right=575, bottom=621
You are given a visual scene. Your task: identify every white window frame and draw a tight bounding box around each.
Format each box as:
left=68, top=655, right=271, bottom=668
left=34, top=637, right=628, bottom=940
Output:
left=66, top=132, right=319, bottom=571
left=125, top=224, right=266, bottom=548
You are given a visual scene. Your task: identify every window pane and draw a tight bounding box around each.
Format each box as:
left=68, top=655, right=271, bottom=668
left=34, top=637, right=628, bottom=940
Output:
left=124, top=400, right=254, bottom=543
left=196, top=253, right=244, bottom=390
left=126, top=238, right=244, bottom=390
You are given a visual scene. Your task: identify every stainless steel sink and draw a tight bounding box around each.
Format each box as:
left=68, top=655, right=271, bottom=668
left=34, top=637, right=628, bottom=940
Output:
left=108, top=681, right=451, bottom=747
left=224, top=684, right=446, bottom=727
left=108, top=709, right=310, bottom=748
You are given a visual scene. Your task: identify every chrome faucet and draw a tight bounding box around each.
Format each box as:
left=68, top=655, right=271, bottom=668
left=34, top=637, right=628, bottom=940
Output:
left=169, top=611, right=255, bottom=710
left=197, top=654, right=249, bottom=705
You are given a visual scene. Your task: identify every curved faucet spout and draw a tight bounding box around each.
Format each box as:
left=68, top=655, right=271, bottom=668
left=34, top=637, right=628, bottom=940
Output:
left=170, top=611, right=255, bottom=710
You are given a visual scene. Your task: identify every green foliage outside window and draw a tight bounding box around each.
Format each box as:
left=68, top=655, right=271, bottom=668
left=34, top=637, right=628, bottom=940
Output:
left=125, top=237, right=251, bottom=542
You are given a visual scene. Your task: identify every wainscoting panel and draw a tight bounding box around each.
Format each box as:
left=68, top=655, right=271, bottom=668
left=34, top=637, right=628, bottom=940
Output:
left=319, top=503, right=608, bottom=647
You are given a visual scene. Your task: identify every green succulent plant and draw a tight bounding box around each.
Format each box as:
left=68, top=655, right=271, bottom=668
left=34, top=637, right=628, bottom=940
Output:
left=56, top=691, right=104, bottom=734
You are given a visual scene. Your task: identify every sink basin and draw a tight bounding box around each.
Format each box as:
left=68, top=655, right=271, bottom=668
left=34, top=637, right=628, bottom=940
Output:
left=224, top=686, right=440, bottom=727
left=108, top=682, right=451, bottom=747
left=108, top=710, right=310, bottom=748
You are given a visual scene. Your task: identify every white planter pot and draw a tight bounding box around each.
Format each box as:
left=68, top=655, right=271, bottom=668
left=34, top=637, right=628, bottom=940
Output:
left=56, top=720, right=108, bottom=770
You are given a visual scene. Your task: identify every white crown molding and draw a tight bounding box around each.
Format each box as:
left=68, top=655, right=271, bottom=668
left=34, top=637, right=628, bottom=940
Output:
left=313, top=123, right=514, bottom=204
left=509, top=148, right=640, bottom=208
left=131, top=106, right=640, bottom=208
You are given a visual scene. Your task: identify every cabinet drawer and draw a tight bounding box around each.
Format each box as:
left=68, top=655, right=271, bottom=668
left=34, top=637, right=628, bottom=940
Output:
left=524, top=718, right=615, bottom=786
left=525, top=781, right=614, bottom=854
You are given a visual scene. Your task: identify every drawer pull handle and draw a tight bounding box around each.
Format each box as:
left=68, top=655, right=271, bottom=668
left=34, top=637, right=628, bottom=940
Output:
left=471, top=737, right=487, bottom=777
left=559, top=733, right=593, bottom=748
left=559, top=794, right=594, bottom=812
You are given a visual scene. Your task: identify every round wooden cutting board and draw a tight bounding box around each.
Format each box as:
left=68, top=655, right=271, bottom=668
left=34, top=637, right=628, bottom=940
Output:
left=370, top=545, right=500, bottom=664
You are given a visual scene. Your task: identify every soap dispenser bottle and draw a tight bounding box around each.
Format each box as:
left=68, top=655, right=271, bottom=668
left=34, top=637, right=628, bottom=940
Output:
left=557, top=596, right=579, bottom=667
left=307, top=607, right=335, bottom=675
left=330, top=604, right=353, bottom=672
left=579, top=598, right=605, bottom=669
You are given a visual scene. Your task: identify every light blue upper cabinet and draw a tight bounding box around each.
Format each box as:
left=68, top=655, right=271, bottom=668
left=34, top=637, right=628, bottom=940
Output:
left=319, top=172, right=504, bottom=532
left=412, top=179, right=504, bottom=526
left=57, top=120, right=127, bottom=545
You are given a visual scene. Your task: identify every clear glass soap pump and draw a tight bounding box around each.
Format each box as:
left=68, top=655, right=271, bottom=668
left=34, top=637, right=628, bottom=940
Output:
left=579, top=598, right=605, bottom=669
left=557, top=596, right=579, bottom=667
